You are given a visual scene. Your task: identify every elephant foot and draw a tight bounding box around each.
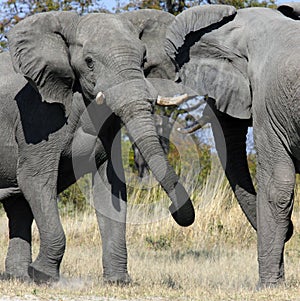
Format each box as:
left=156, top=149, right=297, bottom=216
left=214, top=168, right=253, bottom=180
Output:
left=5, top=238, right=32, bottom=281
left=3, top=272, right=32, bottom=283
left=285, top=220, right=294, bottom=243
left=28, top=263, right=59, bottom=285
left=103, top=273, right=131, bottom=285
left=256, top=279, right=285, bottom=291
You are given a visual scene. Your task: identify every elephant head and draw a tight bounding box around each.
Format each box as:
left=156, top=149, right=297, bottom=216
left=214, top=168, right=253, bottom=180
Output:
left=7, top=10, right=195, bottom=227
left=164, top=5, right=252, bottom=120
left=122, top=9, right=176, bottom=80
left=278, top=2, right=300, bottom=19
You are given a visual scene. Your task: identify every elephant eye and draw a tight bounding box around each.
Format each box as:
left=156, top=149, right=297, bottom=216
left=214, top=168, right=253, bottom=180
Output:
left=85, top=57, right=94, bottom=70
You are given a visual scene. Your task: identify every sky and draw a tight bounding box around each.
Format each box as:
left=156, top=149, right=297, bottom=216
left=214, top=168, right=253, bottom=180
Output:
left=100, top=0, right=122, bottom=11
left=276, top=0, right=300, bottom=3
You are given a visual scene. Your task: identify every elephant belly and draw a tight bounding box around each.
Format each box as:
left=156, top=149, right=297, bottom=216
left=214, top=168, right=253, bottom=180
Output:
left=0, top=158, right=18, bottom=189
left=58, top=127, right=106, bottom=192
left=0, top=187, right=21, bottom=201
left=0, top=80, right=20, bottom=189
left=0, top=141, right=18, bottom=189
left=0, top=144, right=20, bottom=201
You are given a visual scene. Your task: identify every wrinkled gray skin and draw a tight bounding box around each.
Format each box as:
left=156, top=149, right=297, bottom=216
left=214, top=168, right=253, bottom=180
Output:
left=130, top=110, right=178, bottom=178
left=1, top=9, right=196, bottom=284
left=165, top=5, right=300, bottom=287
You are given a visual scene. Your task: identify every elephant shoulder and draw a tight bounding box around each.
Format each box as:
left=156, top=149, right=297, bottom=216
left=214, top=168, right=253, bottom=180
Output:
left=0, top=52, right=27, bottom=100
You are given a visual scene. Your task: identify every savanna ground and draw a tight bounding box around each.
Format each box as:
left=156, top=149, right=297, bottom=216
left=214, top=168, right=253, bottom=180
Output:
left=1, top=163, right=300, bottom=300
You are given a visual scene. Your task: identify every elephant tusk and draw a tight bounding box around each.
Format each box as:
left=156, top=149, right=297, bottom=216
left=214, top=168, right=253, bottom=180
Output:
left=96, top=91, right=106, bottom=105
left=177, top=115, right=211, bottom=134
left=157, top=93, right=189, bottom=106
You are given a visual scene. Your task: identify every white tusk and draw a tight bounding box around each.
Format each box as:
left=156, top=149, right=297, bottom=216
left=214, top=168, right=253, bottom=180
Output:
left=157, top=93, right=189, bottom=106
left=96, top=91, right=106, bottom=105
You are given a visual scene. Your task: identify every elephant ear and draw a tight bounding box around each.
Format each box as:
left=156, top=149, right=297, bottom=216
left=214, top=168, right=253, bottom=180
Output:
left=121, top=9, right=176, bottom=80
left=165, top=5, right=252, bottom=119
left=165, top=5, right=237, bottom=64
left=278, top=3, right=300, bottom=20
left=7, top=11, right=79, bottom=113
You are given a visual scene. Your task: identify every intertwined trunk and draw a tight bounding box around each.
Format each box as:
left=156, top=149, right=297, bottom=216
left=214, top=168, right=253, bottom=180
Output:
left=120, top=100, right=195, bottom=226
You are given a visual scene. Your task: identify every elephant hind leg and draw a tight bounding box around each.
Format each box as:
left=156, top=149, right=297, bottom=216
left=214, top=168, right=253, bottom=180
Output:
left=2, top=196, right=33, bottom=280
left=256, top=138, right=295, bottom=288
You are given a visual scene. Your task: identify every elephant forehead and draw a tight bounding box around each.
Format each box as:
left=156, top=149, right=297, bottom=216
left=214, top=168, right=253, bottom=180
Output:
left=77, top=13, right=131, bottom=41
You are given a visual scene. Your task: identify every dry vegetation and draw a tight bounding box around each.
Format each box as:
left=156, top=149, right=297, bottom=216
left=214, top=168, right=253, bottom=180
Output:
left=1, top=165, right=300, bottom=300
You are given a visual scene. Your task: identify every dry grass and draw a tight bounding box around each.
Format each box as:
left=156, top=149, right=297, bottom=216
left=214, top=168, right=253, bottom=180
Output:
left=1, top=166, right=300, bottom=300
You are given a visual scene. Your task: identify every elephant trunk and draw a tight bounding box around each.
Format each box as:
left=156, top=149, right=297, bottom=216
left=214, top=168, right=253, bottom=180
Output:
left=102, top=79, right=195, bottom=227
left=122, top=101, right=195, bottom=227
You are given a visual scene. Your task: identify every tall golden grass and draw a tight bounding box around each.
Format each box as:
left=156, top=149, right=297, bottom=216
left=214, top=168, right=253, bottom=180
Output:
left=1, top=164, right=300, bottom=300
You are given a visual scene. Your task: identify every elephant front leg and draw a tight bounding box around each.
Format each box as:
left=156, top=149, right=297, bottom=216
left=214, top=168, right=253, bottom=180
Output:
left=92, top=123, right=130, bottom=284
left=209, top=103, right=257, bottom=229
left=93, top=160, right=130, bottom=284
left=17, top=154, right=65, bottom=284
left=256, top=145, right=295, bottom=287
left=2, top=196, right=33, bottom=280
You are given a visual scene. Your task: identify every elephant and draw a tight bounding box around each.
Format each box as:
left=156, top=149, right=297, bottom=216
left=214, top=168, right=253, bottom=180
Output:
left=162, top=4, right=300, bottom=287
left=1, top=9, right=196, bottom=284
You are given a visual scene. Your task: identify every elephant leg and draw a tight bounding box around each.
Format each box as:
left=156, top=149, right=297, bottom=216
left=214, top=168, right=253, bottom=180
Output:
left=255, top=134, right=295, bottom=287
left=208, top=102, right=257, bottom=229
left=93, top=164, right=130, bottom=284
left=93, top=124, right=130, bottom=284
left=2, top=196, right=33, bottom=280
left=17, top=153, right=65, bottom=284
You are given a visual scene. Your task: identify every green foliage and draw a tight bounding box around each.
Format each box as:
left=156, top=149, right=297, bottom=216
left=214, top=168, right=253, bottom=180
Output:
left=122, top=0, right=162, bottom=10
left=58, top=175, right=91, bottom=214
left=168, top=135, right=212, bottom=186
left=121, top=134, right=136, bottom=172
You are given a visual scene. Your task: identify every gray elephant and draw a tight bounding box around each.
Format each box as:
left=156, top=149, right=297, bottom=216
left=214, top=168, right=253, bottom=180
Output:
left=1, top=9, right=196, bottom=284
left=163, top=4, right=300, bottom=287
